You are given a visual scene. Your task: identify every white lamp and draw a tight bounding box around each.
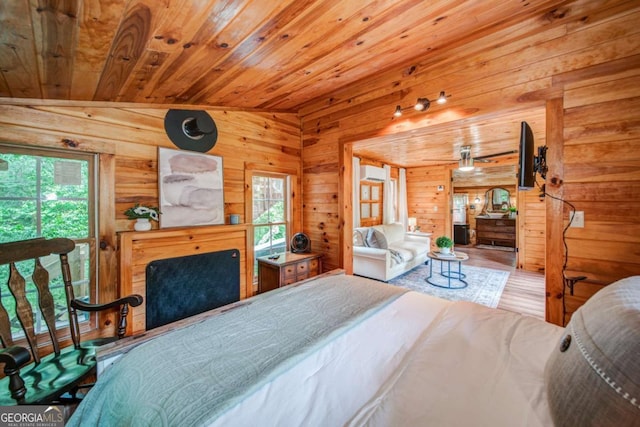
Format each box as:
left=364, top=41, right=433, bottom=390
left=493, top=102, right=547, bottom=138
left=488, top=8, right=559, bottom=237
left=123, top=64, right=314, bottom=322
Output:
left=407, top=217, right=417, bottom=232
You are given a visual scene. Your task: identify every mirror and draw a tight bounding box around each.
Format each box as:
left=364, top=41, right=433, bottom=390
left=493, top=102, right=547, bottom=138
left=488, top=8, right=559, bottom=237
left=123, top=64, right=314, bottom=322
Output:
left=482, top=187, right=511, bottom=214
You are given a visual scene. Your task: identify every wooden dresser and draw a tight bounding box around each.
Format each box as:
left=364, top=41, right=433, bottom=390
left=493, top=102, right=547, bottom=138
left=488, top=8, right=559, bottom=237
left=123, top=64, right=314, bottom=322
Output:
left=257, top=252, right=323, bottom=294
left=476, top=218, right=516, bottom=248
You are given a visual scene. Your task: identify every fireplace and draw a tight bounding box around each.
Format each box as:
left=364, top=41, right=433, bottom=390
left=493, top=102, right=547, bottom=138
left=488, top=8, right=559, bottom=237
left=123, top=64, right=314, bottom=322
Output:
left=145, top=249, right=240, bottom=330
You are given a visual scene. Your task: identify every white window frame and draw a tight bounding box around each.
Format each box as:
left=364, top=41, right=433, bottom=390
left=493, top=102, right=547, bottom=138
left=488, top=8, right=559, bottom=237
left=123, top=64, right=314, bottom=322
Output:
left=250, top=171, right=292, bottom=281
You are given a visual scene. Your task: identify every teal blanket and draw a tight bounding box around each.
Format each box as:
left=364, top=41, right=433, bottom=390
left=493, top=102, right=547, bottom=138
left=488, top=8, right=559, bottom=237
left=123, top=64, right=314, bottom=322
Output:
left=68, top=274, right=406, bottom=426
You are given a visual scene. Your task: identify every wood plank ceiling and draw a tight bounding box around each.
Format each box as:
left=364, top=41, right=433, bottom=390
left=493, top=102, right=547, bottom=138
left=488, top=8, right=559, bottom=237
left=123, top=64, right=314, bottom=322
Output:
left=0, top=0, right=561, bottom=167
left=353, top=108, right=546, bottom=169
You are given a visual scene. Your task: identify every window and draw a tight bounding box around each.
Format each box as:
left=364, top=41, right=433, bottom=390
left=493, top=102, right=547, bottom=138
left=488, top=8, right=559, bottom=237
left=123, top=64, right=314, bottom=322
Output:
left=0, top=144, right=96, bottom=340
left=360, top=181, right=383, bottom=227
left=252, top=173, right=290, bottom=278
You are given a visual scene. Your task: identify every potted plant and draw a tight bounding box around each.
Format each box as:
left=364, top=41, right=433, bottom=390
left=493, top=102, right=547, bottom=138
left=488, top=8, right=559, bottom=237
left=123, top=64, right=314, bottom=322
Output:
left=124, top=204, right=160, bottom=231
left=508, top=206, right=517, bottom=219
left=435, top=236, right=454, bottom=254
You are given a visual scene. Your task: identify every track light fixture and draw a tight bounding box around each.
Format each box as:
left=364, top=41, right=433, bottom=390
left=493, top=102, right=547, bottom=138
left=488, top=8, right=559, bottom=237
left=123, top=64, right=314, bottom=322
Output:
left=393, top=91, right=450, bottom=117
left=414, top=98, right=430, bottom=111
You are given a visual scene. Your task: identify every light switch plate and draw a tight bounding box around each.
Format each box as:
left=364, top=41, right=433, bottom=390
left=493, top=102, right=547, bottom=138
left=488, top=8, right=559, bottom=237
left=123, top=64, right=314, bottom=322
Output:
left=570, top=211, right=584, bottom=228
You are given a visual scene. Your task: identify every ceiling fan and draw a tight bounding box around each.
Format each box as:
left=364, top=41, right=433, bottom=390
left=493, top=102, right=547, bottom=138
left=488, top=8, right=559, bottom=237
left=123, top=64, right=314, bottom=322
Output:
left=421, top=145, right=517, bottom=170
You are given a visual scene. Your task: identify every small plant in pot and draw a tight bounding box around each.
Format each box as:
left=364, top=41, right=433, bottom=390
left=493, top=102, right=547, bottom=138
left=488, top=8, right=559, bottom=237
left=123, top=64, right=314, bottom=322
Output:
left=124, top=204, right=160, bottom=231
left=435, top=236, right=454, bottom=254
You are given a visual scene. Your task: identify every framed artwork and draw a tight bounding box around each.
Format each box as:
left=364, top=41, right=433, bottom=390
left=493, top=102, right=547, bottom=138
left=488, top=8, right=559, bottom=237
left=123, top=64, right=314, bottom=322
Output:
left=158, top=147, right=224, bottom=228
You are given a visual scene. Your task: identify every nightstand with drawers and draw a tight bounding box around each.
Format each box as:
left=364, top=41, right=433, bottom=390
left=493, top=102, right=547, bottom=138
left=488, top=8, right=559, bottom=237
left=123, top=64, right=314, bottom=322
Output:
left=257, top=252, right=323, bottom=294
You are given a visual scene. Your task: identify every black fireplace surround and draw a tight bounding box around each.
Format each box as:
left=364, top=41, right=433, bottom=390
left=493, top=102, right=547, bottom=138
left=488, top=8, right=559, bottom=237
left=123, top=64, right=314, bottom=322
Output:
left=145, top=249, right=240, bottom=330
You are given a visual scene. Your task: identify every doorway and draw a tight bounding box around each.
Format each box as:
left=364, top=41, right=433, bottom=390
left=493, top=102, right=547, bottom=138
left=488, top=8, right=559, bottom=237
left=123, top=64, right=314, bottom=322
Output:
left=451, top=165, right=518, bottom=270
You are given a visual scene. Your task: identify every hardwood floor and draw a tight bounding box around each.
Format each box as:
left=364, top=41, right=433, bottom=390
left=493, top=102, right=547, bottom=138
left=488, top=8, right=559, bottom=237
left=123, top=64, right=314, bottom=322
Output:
left=456, top=245, right=546, bottom=320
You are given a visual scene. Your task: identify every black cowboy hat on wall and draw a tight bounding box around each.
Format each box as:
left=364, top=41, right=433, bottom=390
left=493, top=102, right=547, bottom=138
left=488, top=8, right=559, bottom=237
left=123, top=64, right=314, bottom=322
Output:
left=164, top=109, right=218, bottom=152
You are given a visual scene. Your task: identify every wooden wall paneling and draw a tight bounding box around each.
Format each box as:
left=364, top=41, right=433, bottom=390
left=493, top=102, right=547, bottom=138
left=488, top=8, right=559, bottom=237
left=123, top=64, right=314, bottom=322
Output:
left=562, top=66, right=640, bottom=110
left=302, top=170, right=341, bottom=271
left=97, top=153, right=119, bottom=339
left=545, top=97, right=566, bottom=326
left=301, top=126, right=341, bottom=272
left=406, top=165, right=450, bottom=247
left=553, top=54, right=640, bottom=322
left=340, top=142, right=353, bottom=274
left=0, top=105, right=167, bottom=157
left=0, top=103, right=301, bottom=337
left=518, top=188, right=546, bottom=272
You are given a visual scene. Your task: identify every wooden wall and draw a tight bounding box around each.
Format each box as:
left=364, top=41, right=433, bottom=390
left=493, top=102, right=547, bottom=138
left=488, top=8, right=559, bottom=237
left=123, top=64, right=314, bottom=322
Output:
left=517, top=187, right=547, bottom=272
left=550, top=54, right=640, bottom=324
left=300, top=0, right=640, bottom=324
left=406, top=165, right=451, bottom=248
left=0, top=102, right=301, bottom=336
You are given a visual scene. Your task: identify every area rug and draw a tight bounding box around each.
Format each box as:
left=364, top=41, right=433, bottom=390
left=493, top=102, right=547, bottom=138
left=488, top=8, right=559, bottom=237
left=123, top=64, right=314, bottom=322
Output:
left=387, top=264, right=510, bottom=308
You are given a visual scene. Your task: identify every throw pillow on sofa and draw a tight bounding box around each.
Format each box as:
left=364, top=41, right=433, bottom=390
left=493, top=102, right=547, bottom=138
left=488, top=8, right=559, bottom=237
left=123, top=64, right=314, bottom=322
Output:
left=365, top=228, right=388, bottom=249
left=353, top=229, right=365, bottom=247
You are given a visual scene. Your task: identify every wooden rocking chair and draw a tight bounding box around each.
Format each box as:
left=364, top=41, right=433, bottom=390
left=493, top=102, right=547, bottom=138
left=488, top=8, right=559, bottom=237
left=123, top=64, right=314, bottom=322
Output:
left=0, top=237, right=143, bottom=405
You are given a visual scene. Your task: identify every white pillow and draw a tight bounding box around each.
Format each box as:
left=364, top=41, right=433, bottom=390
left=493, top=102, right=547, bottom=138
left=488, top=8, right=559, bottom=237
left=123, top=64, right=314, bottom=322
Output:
left=353, top=230, right=365, bottom=247
left=365, top=228, right=388, bottom=249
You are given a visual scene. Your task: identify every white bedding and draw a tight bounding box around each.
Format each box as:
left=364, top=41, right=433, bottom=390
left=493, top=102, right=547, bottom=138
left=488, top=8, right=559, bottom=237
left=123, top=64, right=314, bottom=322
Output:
left=71, top=274, right=564, bottom=426
left=211, top=292, right=563, bottom=427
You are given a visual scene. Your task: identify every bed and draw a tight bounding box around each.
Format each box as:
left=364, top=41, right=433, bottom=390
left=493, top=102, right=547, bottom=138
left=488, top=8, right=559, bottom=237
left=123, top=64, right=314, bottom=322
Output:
left=68, top=271, right=640, bottom=426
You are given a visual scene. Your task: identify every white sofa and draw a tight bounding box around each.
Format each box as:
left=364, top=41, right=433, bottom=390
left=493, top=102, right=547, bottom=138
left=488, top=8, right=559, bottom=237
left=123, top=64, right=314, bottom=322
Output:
left=353, top=223, right=431, bottom=281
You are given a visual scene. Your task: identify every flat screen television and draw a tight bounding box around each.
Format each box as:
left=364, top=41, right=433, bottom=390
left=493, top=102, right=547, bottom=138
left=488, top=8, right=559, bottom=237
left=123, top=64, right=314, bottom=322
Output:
left=518, top=121, right=536, bottom=190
